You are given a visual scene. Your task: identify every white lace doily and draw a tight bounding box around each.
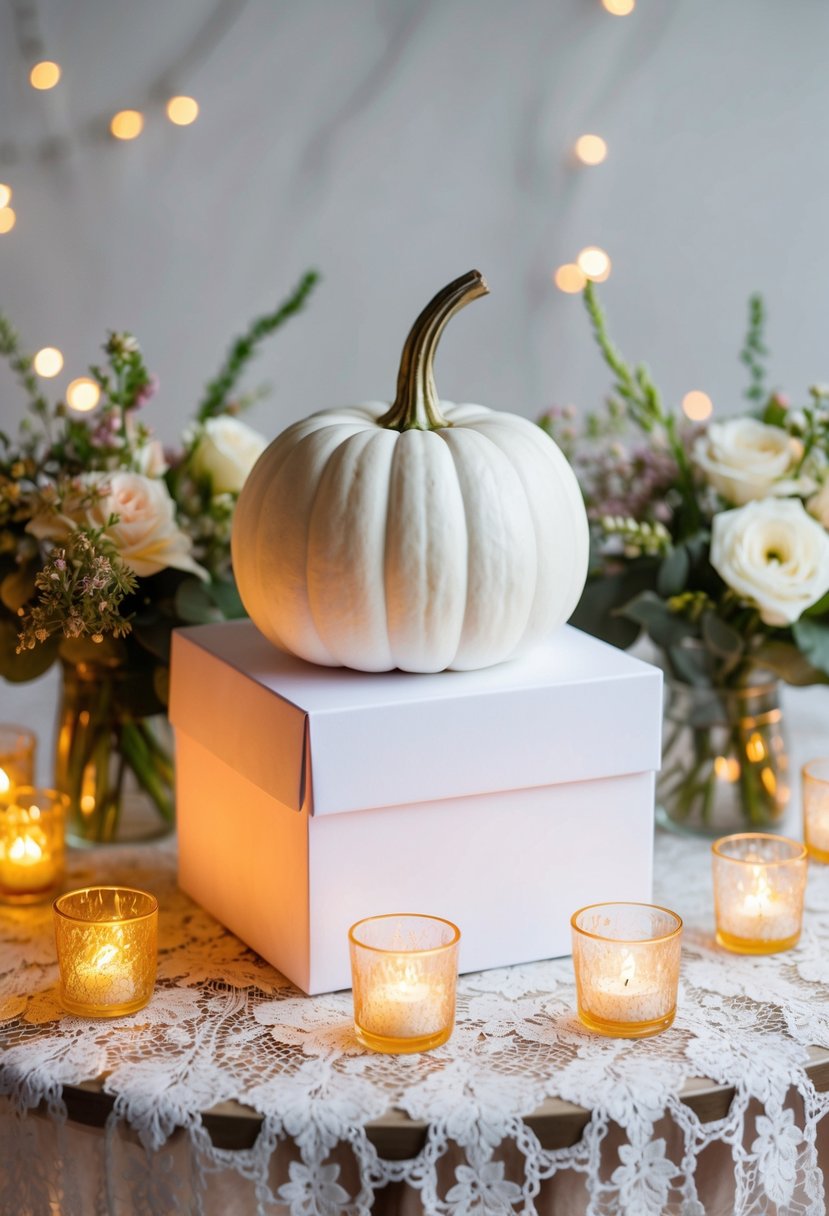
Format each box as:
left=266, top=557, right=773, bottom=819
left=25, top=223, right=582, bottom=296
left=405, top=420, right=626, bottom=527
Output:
left=2, top=819, right=829, bottom=1215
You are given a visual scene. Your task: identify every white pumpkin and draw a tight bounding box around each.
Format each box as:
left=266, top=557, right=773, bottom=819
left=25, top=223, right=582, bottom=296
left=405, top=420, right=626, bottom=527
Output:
left=232, top=271, right=589, bottom=673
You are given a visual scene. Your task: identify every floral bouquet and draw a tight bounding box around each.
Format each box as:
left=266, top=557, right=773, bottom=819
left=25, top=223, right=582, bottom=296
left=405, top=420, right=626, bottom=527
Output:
left=0, top=271, right=316, bottom=842
left=542, top=285, right=829, bottom=833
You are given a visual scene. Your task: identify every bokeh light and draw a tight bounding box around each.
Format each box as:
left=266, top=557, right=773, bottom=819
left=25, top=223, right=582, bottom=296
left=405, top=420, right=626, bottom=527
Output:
left=66, top=378, right=101, bottom=412
left=110, top=110, right=144, bottom=140
left=0, top=207, right=16, bottom=234
left=554, top=263, right=587, bottom=294
left=682, top=391, right=714, bottom=422
left=577, top=246, right=612, bottom=282
left=33, top=347, right=64, bottom=378
left=166, top=96, right=199, bottom=126
left=602, top=0, right=635, bottom=14
left=29, top=61, right=61, bottom=90
left=574, top=134, right=608, bottom=166
left=0, top=184, right=11, bottom=209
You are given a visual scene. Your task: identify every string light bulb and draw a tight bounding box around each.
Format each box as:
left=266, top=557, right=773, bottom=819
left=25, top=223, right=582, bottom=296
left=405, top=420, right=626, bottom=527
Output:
left=602, top=0, right=635, bottom=14
left=29, top=61, right=61, bottom=90
left=574, top=135, right=608, bottom=166
left=0, top=185, right=11, bottom=209
left=66, top=378, right=100, bottom=412
left=33, top=348, right=64, bottom=378
left=0, top=208, right=16, bottom=235
left=110, top=110, right=144, bottom=141
left=166, top=96, right=199, bottom=126
left=682, top=391, right=714, bottom=422
left=576, top=246, right=612, bottom=282
left=554, top=263, right=587, bottom=294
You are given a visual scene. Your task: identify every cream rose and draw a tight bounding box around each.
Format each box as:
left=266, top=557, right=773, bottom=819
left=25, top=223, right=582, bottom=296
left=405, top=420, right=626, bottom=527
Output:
left=710, top=498, right=829, bottom=626
left=29, top=473, right=205, bottom=579
left=693, top=418, right=813, bottom=505
left=190, top=417, right=267, bottom=495
left=85, top=472, right=205, bottom=578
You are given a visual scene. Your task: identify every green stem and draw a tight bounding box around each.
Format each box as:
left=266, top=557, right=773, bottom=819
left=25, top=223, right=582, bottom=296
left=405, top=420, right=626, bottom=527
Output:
left=120, top=722, right=174, bottom=823
left=378, top=271, right=489, bottom=432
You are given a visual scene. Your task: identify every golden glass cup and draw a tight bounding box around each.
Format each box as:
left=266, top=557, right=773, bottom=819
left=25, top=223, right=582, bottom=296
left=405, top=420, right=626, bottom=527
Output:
left=712, top=833, right=807, bottom=954
left=349, top=913, right=461, bottom=1054
left=0, top=724, right=36, bottom=795
left=802, top=759, right=829, bottom=863
left=571, top=902, right=683, bottom=1038
left=53, top=886, right=158, bottom=1017
left=0, top=786, right=67, bottom=904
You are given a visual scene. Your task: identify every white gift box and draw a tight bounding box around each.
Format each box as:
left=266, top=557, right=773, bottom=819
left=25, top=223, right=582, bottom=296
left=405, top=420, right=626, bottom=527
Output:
left=170, top=621, right=662, bottom=995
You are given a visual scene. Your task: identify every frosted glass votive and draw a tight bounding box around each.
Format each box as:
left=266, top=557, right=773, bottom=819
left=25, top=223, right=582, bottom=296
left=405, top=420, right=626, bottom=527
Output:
left=712, top=833, right=807, bottom=954
left=349, top=913, right=460, bottom=1054
left=0, top=786, right=66, bottom=904
left=0, top=724, right=36, bottom=796
left=53, top=886, right=158, bottom=1017
left=802, top=759, right=829, bottom=863
left=571, top=902, right=683, bottom=1038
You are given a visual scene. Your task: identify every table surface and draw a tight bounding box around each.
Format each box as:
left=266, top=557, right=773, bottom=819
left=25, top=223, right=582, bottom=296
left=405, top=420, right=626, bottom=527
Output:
left=2, top=680, right=829, bottom=1216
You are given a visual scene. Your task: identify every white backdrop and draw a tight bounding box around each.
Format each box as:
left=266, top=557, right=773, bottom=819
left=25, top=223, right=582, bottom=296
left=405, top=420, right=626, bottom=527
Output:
left=1, top=0, right=828, bottom=752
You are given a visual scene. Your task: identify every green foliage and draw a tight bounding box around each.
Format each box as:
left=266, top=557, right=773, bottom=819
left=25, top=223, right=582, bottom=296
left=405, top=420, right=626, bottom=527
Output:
left=740, top=293, right=768, bottom=406
left=197, top=270, right=319, bottom=423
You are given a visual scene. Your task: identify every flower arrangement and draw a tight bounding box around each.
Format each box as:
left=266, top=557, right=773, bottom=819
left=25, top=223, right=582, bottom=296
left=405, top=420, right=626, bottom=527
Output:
left=0, top=271, right=316, bottom=840
left=541, top=286, right=829, bottom=831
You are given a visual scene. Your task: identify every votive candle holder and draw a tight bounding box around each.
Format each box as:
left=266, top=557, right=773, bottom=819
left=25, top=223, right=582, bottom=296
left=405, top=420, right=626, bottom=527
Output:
left=0, top=724, right=36, bottom=795
left=802, top=759, right=829, bottom=863
left=53, top=886, right=158, bottom=1017
left=0, top=786, right=66, bottom=904
left=349, top=913, right=461, bottom=1053
left=712, top=833, right=807, bottom=954
left=571, top=902, right=683, bottom=1038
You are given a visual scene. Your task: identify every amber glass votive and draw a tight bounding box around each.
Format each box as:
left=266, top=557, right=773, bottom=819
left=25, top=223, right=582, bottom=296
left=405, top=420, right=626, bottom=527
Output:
left=349, top=913, right=461, bottom=1054
left=712, top=833, right=807, bottom=954
left=571, top=902, right=683, bottom=1039
left=802, top=759, right=829, bottom=863
left=0, top=724, right=36, bottom=795
left=0, top=786, right=66, bottom=904
left=53, top=886, right=158, bottom=1017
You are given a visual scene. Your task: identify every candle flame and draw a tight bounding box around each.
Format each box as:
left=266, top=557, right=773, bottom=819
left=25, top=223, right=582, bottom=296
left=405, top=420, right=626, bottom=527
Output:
left=0, top=767, right=10, bottom=795
left=620, top=950, right=636, bottom=986
left=9, top=834, right=43, bottom=863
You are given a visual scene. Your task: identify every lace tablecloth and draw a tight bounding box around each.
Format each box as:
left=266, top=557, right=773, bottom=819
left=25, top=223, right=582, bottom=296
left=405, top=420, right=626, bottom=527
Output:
left=3, top=817, right=829, bottom=1216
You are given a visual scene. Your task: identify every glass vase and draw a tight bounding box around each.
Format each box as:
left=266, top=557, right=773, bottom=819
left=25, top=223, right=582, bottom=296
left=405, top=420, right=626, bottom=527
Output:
left=657, top=677, right=789, bottom=837
left=54, top=659, right=174, bottom=846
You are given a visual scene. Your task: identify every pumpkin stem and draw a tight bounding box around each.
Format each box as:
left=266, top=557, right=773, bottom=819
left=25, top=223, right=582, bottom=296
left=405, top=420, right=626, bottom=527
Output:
left=379, top=270, right=490, bottom=431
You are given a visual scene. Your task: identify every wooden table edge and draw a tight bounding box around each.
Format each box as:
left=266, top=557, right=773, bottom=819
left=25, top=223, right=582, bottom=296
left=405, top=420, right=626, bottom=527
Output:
left=51, top=1048, right=829, bottom=1159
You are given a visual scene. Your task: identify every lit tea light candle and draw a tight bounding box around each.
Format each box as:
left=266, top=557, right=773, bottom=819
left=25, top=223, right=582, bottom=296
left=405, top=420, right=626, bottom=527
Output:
left=349, top=913, right=460, bottom=1053
left=0, top=724, right=36, bottom=794
left=712, top=833, right=807, bottom=954
left=53, top=886, right=158, bottom=1017
left=571, top=902, right=682, bottom=1038
left=802, top=759, right=829, bottom=862
left=0, top=787, right=66, bottom=903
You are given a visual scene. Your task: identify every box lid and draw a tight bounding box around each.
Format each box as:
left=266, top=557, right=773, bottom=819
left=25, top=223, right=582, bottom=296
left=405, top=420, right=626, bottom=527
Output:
left=169, top=621, right=662, bottom=817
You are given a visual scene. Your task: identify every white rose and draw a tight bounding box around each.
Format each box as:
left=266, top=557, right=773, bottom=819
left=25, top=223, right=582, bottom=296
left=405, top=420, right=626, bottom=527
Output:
left=190, top=417, right=267, bottom=495
left=808, top=480, right=829, bottom=529
left=693, top=418, right=814, bottom=505
left=710, top=497, right=829, bottom=626
left=83, top=472, right=205, bottom=579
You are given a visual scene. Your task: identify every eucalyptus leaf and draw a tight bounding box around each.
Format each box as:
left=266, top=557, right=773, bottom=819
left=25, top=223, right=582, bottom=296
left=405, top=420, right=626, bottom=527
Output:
left=0, top=564, right=36, bottom=613
left=174, top=579, right=225, bottom=625
left=620, top=591, right=697, bottom=651
left=657, top=546, right=690, bottom=598
left=792, top=618, right=829, bottom=678
left=754, top=640, right=829, bottom=686
left=205, top=579, right=246, bottom=620
left=701, top=612, right=744, bottom=659
left=0, top=620, right=58, bottom=681
left=570, top=561, right=659, bottom=649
